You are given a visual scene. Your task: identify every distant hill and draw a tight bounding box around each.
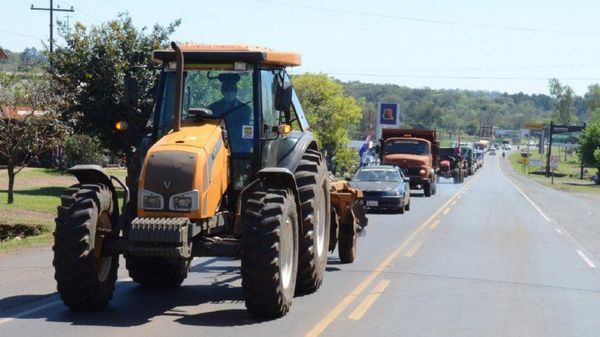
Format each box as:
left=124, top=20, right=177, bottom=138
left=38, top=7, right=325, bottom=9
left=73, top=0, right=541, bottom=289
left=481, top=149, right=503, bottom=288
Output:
left=340, top=80, right=587, bottom=138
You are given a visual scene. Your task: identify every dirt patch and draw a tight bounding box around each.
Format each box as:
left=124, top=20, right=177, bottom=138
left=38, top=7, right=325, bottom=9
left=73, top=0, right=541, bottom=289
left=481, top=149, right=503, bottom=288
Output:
left=0, top=223, right=45, bottom=241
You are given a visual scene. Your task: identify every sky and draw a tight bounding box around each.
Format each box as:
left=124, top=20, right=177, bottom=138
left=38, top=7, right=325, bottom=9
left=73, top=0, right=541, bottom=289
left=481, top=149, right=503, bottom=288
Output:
left=2, top=0, right=600, bottom=95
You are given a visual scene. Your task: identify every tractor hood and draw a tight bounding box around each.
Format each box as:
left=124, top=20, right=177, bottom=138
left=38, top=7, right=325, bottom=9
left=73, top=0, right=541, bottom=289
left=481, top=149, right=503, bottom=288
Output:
left=152, top=122, right=222, bottom=149
left=138, top=121, right=230, bottom=220
left=383, top=154, right=430, bottom=167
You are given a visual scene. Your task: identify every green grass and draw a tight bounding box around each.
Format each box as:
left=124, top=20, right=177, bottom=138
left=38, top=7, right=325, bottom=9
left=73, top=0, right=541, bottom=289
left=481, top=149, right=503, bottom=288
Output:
left=508, top=149, right=600, bottom=194
left=0, top=167, right=127, bottom=253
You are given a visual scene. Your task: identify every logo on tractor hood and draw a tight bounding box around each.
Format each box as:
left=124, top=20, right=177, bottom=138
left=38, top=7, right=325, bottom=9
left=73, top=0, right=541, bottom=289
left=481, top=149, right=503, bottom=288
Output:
left=163, top=180, right=171, bottom=189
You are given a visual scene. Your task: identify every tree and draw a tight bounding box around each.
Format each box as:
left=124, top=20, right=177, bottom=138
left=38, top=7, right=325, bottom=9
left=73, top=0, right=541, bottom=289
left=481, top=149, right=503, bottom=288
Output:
left=48, top=14, right=180, bottom=161
left=585, top=84, right=600, bottom=123
left=0, top=75, right=68, bottom=204
left=548, top=78, right=577, bottom=125
left=578, top=121, right=600, bottom=174
left=293, top=73, right=362, bottom=173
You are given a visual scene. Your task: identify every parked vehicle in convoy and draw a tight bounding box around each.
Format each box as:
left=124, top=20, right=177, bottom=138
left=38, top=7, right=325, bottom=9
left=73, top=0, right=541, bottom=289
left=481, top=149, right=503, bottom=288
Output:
left=437, top=147, right=465, bottom=183
left=349, top=165, right=410, bottom=213
left=379, top=129, right=439, bottom=197
left=489, top=148, right=497, bottom=155
left=52, top=43, right=368, bottom=318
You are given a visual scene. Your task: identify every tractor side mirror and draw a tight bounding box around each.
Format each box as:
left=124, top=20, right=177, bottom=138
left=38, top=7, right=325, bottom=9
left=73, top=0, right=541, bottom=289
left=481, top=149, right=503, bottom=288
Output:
left=275, top=82, right=293, bottom=112
left=125, top=76, right=139, bottom=107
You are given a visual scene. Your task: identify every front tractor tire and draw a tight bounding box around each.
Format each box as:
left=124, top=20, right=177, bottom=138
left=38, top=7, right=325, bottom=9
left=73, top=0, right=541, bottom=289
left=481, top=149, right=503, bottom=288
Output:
left=294, top=149, right=331, bottom=294
left=53, top=184, right=119, bottom=310
left=241, top=187, right=299, bottom=318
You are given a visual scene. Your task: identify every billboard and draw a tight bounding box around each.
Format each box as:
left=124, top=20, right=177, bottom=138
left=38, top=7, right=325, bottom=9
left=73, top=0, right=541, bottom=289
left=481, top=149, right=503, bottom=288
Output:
left=376, top=103, right=400, bottom=139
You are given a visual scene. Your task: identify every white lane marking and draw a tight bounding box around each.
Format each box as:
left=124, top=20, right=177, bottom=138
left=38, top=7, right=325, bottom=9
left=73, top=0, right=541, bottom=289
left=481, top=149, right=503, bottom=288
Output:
left=0, top=277, right=133, bottom=326
left=502, top=172, right=552, bottom=222
left=556, top=228, right=563, bottom=235
left=577, top=250, right=597, bottom=268
left=0, top=300, right=61, bottom=325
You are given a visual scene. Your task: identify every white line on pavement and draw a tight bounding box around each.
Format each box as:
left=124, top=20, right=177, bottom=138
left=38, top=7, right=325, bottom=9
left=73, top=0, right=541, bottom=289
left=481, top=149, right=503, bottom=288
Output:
left=556, top=228, right=563, bottom=235
left=0, top=300, right=61, bottom=326
left=577, top=250, right=597, bottom=268
left=498, top=161, right=552, bottom=222
left=0, top=277, right=133, bottom=326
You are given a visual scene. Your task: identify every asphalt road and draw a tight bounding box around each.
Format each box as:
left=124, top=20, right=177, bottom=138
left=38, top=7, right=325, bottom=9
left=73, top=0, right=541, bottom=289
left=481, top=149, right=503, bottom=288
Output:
left=1, top=153, right=600, bottom=337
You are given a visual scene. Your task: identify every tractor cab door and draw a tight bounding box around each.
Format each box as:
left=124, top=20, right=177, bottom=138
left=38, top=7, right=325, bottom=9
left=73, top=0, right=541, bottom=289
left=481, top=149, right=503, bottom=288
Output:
left=259, top=70, right=303, bottom=169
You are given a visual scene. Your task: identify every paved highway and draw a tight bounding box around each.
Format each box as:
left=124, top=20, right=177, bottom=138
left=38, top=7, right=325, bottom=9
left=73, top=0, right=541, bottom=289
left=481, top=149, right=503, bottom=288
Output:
left=1, top=153, right=600, bottom=336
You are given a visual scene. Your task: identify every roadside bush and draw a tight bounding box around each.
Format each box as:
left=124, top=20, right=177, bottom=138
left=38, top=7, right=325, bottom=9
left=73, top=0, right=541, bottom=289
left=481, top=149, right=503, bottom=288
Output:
left=62, top=134, right=109, bottom=169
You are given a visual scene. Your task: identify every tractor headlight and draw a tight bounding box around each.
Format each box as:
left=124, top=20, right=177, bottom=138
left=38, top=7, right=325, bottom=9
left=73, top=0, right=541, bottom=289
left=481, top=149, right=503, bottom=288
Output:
left=419, top=169, right=427, bottom=176
left=139, top=189, right=164, bottom=210
left=169, top=190, right=199, bottom=211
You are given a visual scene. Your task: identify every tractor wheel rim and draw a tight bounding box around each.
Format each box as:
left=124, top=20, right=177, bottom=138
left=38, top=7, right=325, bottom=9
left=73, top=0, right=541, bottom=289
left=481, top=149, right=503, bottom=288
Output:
left=280, top=216, right=294, bottom=289
left=316, top=183, right=327, bottom=257
left=95, top=212, right=112, bottom=282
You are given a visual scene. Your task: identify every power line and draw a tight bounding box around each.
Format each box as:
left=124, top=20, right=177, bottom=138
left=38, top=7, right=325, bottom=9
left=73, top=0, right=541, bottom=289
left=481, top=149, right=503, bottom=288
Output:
left=0, top=28, right=43, bottom=41
left=323, top=63, right=600, bottom=73
left=252, top=0, right=600, bottom=37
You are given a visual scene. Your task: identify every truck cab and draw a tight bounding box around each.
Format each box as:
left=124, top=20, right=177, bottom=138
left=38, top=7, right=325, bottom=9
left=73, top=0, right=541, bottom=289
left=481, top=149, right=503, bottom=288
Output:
left=379, top=129, right=438, bottom=197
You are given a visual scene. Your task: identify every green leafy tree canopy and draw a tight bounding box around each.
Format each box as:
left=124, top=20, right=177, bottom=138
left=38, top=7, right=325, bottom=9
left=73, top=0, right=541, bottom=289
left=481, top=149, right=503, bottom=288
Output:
left=293, top=73, right=362, bottom=173
left=48, top=14, right=180, bottom=158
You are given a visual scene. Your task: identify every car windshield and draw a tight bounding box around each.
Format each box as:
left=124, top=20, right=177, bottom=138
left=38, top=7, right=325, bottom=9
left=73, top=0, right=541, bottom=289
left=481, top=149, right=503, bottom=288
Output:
left=384, top=140, right=429, bottom=155
left=153, top=67, right=254, bottom=137
left=354, top=169, right=401, bottom=182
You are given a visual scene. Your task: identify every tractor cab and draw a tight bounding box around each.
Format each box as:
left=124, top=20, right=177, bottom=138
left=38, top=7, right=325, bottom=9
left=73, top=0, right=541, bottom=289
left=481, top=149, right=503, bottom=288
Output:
left=149, top=44, right=309, bottom=190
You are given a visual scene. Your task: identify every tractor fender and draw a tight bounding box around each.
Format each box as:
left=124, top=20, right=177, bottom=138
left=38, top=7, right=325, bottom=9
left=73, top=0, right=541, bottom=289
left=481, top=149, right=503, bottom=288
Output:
left=277, top=132, right=319, bottom=173
left=256, top=168, right=303, bottom=232
left=68, top=165, right=124, bottom=223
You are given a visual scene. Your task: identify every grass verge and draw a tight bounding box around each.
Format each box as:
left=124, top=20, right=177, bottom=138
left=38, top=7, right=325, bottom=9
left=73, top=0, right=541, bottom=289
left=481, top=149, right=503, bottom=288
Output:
left=508, top=150, right=600, bottom=194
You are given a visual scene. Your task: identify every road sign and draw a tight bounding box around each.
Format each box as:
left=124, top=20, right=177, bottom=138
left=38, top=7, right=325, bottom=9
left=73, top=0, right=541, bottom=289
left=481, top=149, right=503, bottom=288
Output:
left=550, top=155, right=559, bottom=169
left=524, top=122, right=544, bottom=130
left=551, top=125, right=585, bottom=134
left=530, top=159, right=543, bottom=167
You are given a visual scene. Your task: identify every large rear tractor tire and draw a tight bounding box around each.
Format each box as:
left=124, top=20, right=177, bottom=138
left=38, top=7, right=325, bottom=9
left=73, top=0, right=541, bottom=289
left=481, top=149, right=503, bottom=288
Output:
left=241, top=187, right=299, bottom=318
left=294, top=149, right=331, bottom=294
left=53, top=184, right=119, bottom=310
left=125, top=256, right=189, bottom=287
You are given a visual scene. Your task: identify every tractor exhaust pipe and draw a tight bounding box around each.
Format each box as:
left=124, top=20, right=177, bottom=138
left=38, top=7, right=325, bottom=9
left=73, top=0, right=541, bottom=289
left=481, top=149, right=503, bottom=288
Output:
left=171, top=41, right=184, bottom=132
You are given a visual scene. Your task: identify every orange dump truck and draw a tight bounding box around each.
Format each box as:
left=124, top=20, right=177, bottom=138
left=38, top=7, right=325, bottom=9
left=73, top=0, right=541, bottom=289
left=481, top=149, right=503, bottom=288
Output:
left=379, top=129, right=439, bottom=197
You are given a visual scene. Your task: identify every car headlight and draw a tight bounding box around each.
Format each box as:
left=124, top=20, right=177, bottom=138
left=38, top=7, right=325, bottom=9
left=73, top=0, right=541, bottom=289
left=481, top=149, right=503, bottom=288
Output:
left=139, top=189, right=164, bottom=210
left=386, top=190, right=401, bottom=196
left=169, top=190, right=200, bottom=211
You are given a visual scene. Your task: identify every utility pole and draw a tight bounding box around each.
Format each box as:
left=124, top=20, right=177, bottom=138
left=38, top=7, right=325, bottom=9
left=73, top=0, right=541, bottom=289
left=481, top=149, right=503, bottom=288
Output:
left=30, top=1, right=74, bottom=53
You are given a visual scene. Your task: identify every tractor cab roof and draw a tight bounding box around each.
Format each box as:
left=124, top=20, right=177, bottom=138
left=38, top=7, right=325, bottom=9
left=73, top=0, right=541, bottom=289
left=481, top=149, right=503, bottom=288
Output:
left=152, top=44, right=302, bottom=67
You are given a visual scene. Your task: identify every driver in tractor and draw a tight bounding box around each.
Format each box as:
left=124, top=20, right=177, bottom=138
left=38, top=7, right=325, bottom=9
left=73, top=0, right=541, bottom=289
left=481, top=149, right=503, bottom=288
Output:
left=208, top=73, right=253, bottom=155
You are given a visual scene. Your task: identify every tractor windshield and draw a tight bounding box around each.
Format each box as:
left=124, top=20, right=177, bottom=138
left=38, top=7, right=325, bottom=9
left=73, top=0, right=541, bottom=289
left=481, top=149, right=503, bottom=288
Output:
left=153, top=66, right=255, bottom=154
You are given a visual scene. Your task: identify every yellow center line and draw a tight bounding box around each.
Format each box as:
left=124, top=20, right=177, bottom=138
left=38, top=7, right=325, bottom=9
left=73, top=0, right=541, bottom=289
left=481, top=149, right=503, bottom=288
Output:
left=348, top=279, right=391, bottom=320
left=404, top=240, right=424, bottom=257
left=443, top=208, right=450, bottom=215
left=304, top=174, right=482, bottom=337
left=451, top=200, right=457, bottom=206
left=429, top=219, right=440, bottom=230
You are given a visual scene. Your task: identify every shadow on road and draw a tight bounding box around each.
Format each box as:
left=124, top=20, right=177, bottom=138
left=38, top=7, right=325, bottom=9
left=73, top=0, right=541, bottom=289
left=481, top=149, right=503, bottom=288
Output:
left=0, top=255, right=347, bottom=327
